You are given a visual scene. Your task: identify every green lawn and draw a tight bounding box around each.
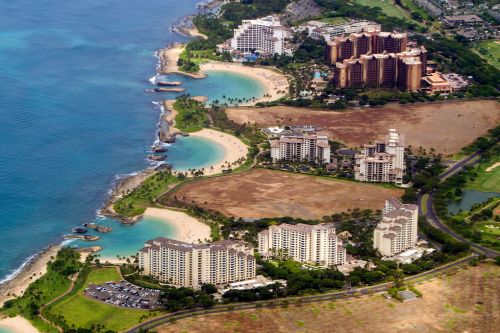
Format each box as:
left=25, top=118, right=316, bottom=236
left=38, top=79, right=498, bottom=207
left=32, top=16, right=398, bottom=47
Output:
left=113, top=171, right=181, bottom=217
left=47, top=268, right=161, bottom=332
left=353, top=0, right=410, bottom=18
left=173, top=97, right=209, bottom=133
left=474, top=40, right=500, bottom=70
left=466, top=156, right=500, bottom=193
left=318, top=17, right=349, bottom=24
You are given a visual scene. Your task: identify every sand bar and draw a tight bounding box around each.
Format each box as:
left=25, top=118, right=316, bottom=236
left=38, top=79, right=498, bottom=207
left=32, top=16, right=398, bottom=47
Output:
left=143, top=207, right=211, bottom=243
left=188, top=128, right=249, bottom=175
left=0, top=245, right=60, bottom=307
left=0, top=316, right=39, bottom=333
left=200, top=62, right=289, bottom=106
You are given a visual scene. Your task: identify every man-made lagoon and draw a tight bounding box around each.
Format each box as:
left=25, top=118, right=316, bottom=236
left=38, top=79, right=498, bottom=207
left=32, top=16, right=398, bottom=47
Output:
left=447, top=190, right=500, bottom=215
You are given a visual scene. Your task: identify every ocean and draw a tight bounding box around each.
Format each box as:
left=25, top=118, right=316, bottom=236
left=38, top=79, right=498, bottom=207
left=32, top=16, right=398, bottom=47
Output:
left=0, top=0, right=264, bottom=281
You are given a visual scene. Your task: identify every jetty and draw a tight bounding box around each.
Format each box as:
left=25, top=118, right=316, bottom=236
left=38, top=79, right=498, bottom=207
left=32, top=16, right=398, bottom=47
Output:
left=64, top=235, right=100, bottom=241
left=148, top=155, right=166, bottom=161
left=153, top=87, right=185, bottom=93
left=152, top=146, right=168, bottom=153
left=156, top=81, right=182, bottom=86
left=83, top=223, right=112, bottom=233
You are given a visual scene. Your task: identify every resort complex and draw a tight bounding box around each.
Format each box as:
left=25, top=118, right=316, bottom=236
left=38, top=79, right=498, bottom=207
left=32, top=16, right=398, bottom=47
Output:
left=303, top=19, right=381, bottom=41
left=374, top=198, right=419, bottom=257
left=269, top=132, right=331, bottom=164
left=138, top=238, right=256, bottom=288
left=329, top=30, right=427, bottom=91
left=218, top=15, right=291, bottom=57
left=355, top=129, right=406, bottom=185
left=257, top=223, right=347, bottom=267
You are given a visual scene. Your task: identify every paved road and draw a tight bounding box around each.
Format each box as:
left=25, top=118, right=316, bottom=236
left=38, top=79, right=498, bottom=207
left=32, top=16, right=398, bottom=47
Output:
left=419, top=152, right=500, bottom=258
left=125, top=255, right=474, bottom=333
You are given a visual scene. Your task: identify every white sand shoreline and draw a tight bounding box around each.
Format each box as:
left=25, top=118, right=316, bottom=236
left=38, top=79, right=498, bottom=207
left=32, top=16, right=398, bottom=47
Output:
left=188, top=128, right=249, bottom=176
left=0, top=245, right=60, bottom=307
left=143, top=207, right=211, bottom=243
left=0, top=316, right=39, bottom=333
left=200, top=62, right=289, bottom=106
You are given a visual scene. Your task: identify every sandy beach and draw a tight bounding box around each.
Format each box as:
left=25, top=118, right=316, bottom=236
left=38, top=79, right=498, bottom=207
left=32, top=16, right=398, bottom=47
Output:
left=200, top=62, right=289, bottom=106
left=0, top=245, right=60, bottom=307
left=158, top=43, right=206, bottom=79
left=189, top=128, right=249, bottom=175
left=143, top=207, right=211, bottom=243
left=0, top=316, right=39, bottom=333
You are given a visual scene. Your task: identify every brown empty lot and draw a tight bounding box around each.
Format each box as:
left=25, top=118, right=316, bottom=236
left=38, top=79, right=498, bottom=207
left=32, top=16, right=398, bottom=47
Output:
left=227, top=100, right=500, bottom=156
left=158, top=263, right=500, bottom=333
left=167, top=169, right=403, bottom=219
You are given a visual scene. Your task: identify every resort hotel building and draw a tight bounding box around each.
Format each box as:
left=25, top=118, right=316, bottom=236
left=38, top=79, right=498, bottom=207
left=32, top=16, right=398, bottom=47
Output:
left=269, top=132, right=331, bottom=164
left=374, top=198, right=418, bottom=257
left=354, top=129, right=406, bottom=185
left=218, top=15, right=290, bottom=57
left=257, top=223, right=347, bottom=267
left=327, top=30, right=427, bottom=91
left=138, top=238, right=256, bottom=288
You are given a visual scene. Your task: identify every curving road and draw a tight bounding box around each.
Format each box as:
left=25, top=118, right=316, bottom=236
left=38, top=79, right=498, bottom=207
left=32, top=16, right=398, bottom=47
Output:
left=125, top=255, right=475, bottom=333
left=419, top=153, right=500, bottom=258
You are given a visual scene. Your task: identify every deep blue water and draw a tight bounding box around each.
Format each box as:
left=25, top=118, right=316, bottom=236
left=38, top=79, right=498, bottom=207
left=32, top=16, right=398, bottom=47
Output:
left=0, top=0, right=264, bottom=281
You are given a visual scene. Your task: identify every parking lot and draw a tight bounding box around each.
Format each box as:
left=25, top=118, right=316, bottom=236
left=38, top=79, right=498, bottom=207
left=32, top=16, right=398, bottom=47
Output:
left=84, top=280, right=161, bottom=309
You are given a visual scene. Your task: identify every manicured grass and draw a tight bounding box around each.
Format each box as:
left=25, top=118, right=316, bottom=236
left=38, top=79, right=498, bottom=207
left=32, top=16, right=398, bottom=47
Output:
left=318, top=17, right=349, bottom=24
left=1, top=248, right=81, bottom=333
left=178, top=49, right=225, bottom=73
left=474, top=40, right=500, bottom=70
left=353, top=0, right=410, bottom=18
left=47, top=268, right=161, bottom=332
left=113, top=171, right=181, bottom=217
left=466, top=156, right=500, bottom=193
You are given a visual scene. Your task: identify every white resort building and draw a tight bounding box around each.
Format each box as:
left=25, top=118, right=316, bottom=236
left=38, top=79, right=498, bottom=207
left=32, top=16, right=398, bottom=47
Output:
left=258, top=223, right=346, bottom=267
left=354, top=129, right=406, bottom=185
left=138, top=238, right=256, bottom=288
left=373, top=197, right=418, bottom=257
left=270, top=133, right=331, bottom=164
left=228, top=15, right=289, bottom=56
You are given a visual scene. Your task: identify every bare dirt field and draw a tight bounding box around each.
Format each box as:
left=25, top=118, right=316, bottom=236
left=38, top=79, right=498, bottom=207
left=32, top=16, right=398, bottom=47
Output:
left=165, top=169, right=403, bottom=219
left=158, top=263, right=500, bottom=333
left=226, top=100, right=500, bottom=156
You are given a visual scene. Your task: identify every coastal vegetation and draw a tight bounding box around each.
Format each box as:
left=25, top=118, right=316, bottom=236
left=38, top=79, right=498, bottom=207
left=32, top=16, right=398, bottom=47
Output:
left=45, top=267, right=159, bottom=332
left=431, top=125, right=500, bottom=250
left=113, top=171, right=181, bottom=217
left=1, top=248, right=82, bottom=333
left=173, top=96, right=209, bottom=133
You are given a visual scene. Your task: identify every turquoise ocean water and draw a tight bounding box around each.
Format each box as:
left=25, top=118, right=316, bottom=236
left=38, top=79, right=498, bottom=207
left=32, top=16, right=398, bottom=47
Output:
left=0, top=0, right=264, bottom=281
left=0, top=327, right=14, bottom=333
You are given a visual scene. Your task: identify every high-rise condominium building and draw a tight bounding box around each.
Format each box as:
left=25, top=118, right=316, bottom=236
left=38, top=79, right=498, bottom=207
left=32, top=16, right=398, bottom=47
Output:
left=354, top=129, right=406, bottom=185
left=257, top=223, right=346, bottom=267
left=138, top=238, right=256, bottom=288
left=326, top=30, right=407, bottom=64
left=373, top=197, right=418, bottom=257
left=270, top=133, right=331, bottom=164
left=333, top=47, right=426, bottom=91
left=229, top=15, right=288, bottom=55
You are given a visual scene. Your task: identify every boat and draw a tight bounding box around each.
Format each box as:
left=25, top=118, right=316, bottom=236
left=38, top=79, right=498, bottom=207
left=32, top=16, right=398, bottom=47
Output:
left=72, top=227, right=87, bottom=234
left=148, top=155, right=167, bottom=161
left=156, top=81, right=182, bottom=86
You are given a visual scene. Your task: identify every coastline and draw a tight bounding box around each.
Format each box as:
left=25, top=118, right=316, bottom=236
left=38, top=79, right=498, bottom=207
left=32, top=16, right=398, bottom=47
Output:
left=0, top=245, right=60, bottom=307
left=157, top=43, right=206, bottom=79
left=0, top=316, right=39, bottom=333
left=143, top=207, right=211, bottom=243
left=188, top=128, right=249, bottom=175
left=200, top=62, right=289, bottom=106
